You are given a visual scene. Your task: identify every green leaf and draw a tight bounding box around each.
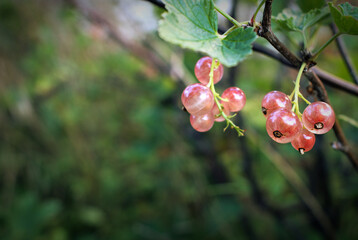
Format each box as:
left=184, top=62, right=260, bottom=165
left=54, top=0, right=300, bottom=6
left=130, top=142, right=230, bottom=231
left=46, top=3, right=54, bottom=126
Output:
left=273, top=7, right=330, bottom=33
left=272, top=9, right=300, bottom=32
left=329, top=2, right=358, bottom=35
left=158, top=0, right=257, bottom=67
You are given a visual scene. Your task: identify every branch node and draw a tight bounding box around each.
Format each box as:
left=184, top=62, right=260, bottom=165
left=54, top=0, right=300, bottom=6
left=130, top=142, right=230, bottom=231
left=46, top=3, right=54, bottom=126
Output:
left=331, top=141, right=349, bottom=153
left=259, top=0, right=301, bottom=68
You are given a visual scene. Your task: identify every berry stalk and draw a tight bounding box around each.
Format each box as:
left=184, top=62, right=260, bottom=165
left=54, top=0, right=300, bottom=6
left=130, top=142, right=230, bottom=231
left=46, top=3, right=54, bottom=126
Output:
left=214, top=5, right=242, bottom=28
left=290, top=62, right=308, bottom=117
left=251, top=0, right=265, bottom=25
left=311, top=32, right=342, bottom=61
left=208, top=58, right=245, bottom=136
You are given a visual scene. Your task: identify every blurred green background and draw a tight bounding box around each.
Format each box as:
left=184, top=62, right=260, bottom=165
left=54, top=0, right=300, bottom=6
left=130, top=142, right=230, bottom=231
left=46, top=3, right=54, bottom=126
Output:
left=0, top=0, right=357, bottom=239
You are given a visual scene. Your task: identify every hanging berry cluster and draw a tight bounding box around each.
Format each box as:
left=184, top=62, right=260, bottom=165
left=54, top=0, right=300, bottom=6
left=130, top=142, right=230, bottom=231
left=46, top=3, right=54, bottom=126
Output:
left=181, top=59, right=336, bottom=154
left=181, top=56, right=246, bottom=134
left=261, top=63, right=335, bottom=154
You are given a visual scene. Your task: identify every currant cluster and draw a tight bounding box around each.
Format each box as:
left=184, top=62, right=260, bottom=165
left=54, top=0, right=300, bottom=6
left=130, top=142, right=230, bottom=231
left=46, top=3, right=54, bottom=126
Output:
left=181, top=56, right=246, bottom=132
left=262, top=91, right=335, bottom=154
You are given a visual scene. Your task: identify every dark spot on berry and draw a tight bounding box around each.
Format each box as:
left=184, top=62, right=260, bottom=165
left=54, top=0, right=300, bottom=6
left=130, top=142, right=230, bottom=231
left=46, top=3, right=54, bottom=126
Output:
left=262, top=107, right=267, bottom=115
left=273, top=130, right=283, bottom=138
left=299, top=148, right=305, bottom=155
left=314, top=122, right=324, bottom=129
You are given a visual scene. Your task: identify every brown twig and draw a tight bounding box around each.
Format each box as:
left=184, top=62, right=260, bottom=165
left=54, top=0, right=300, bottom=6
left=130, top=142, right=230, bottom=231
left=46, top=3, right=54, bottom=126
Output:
left=305, top=71, right=358, bottom=170
left=312, top=68, right=358, bottom=96
left=330, top=24, right=358, bottom=85
left=259, top=0, right=358, bottom=172
left=67, top=2, right=356, bottom=236
left=146, top=0, right=358, bottom=97
left=253, top=43, right=358, bottom=96
left=307, top=71, right=358, bottom=169
left=258, top=0, right=301, bottom=68
left=85, top=0, right=357, bottom=170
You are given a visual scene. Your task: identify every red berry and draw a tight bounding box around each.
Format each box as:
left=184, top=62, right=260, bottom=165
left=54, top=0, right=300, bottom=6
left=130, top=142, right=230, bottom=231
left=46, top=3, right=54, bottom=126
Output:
left=194, top=56, right=224, bottom=85
left=291, top=128, right=316, bottom=154
left=221, top=87, right=246, bottom=112
left=302, top=101, right=335, bottom=134
left=266, top=109, right=302, bottom=143
left=211, top=102, right=231, bottom=122
left=261, top=91, right=292, bottom=117
left=181, top=83, right=214, bottom=115
left=190, top=113, right=214, bottom=132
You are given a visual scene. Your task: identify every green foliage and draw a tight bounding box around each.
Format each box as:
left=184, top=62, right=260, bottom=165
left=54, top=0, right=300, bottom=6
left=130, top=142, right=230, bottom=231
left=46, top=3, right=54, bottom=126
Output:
left=273, top=7, right=329, bottom=32
left=272, top=7, right=329, bottom=46
left=158, top=0, right=257, bottom=67
left=0, top=1, right=357, bottom=240
left=4, top=193, right=61, bottom=240
left=329, top=2, right=358, bottom=35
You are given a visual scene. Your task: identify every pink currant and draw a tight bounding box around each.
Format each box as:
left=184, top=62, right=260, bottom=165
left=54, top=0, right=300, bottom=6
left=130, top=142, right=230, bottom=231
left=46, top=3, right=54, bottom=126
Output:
left=266, top=109, right=302, bottom=143
left=291, top=128, right=316, bottom=154
left=261, top=91, right=292, bottom=117
left=302, top=101, right=335, bottom=134
left=194, top=56, right=224, bottom=85
left=181, top=83, right=214, bottom=115
left=190, top=113, right=214, bottom=132
left=221, top=87, right=246, bottom=112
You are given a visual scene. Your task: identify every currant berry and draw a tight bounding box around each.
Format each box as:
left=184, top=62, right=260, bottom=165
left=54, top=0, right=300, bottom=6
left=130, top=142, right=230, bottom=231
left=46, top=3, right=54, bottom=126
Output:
left=261, top=91, right=292, bottom=117
left=181, top=83, right=214, bottom=115
left=302, top=101, right=335, bottom=134
left=190, top=113, right=214, bottom=132
left=211, top=102, right=231, bottom=122
left=291, top=128, right=316, bottom=154
left=194, top=56, right=224, bottom=85
left=221, top=87, right=246, bottom=112
left=266, top=109, right=302, bottom=144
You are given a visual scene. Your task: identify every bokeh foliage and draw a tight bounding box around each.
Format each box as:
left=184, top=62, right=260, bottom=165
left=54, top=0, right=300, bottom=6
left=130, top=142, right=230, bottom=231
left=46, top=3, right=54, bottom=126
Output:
left=0, top=0, right=357, bottom=240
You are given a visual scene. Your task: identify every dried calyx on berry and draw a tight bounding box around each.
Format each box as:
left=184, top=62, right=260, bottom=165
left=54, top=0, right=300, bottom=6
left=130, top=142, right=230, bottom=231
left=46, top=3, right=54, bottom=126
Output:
left=266, top=109, right=302, bottom=144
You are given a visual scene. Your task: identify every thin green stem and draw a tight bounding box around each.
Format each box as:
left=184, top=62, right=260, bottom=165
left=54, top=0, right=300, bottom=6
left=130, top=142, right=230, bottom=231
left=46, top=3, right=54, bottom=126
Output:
left=298, top=92, right=311, bottom=105
left=214, top=5, right=242, bottom=28
left=251, top=0, right=265, bottom=24
left=289, top=91, right=294, bottom=100
left=291, top=62, right=307, bottom=117
left=223, top=25, right=238, bottom=36
left=209, top=58, right=244, bottom=136
left=312, top=32, right=342, bottom=61
left=216, top=94, right=229, bottom=102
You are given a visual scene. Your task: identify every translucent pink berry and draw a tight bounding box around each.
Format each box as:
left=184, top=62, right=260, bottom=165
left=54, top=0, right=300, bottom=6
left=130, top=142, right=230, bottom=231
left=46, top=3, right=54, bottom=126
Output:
left=302, top=101, right=335, bottom=134
left=291, top=128, right=316, bottom=154
left=211, top=102, right=231, bottom=122
left=194, top=56, right=224, bottom=85
left=266, top=109, right=302, bottom=144
left=221, top=87, right=246, bottom=112
left=181, top=83, right=214, bottom=115
left=261, top=91, right=292, bottom=117
left=190, top=113, right=215, bottom=132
